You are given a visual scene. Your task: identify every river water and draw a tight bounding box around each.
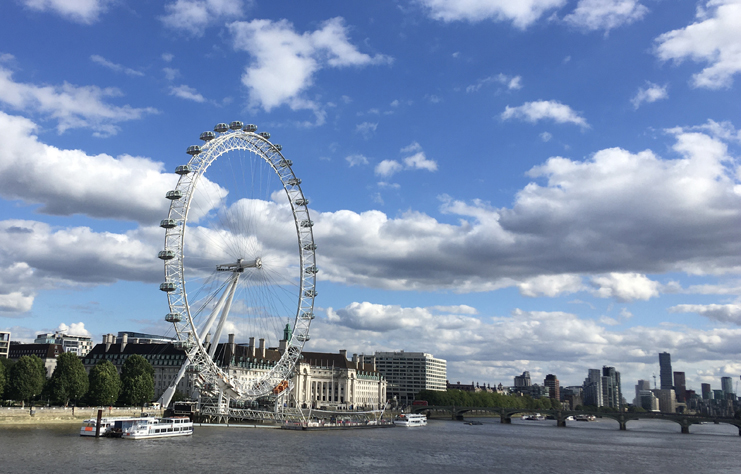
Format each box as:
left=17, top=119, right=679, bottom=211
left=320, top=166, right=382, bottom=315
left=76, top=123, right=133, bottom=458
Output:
left=0, top=417, right=738, bottom=473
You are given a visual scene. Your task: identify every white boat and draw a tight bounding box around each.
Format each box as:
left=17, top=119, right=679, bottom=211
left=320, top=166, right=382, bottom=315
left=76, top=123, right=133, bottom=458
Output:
left=522, top=413, right=546, bottom=421
left=121, top=416, right=194, bottom=439
left=80, top=416, right=155, bottom=437
left=575, top=414, right=596, bottom=421
left=394, top=413, right=427, bottom=427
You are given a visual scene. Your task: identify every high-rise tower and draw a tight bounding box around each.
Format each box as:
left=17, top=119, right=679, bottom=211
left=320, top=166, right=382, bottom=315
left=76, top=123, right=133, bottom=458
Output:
left=659, top=352, right=673, bottom=390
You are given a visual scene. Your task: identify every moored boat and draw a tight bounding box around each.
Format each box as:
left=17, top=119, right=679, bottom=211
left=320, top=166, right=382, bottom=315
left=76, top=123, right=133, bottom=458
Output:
left=80, top=416, right=155, bottom=437
left=394, top=413, right=427, bottom=427
left=121, top=416, right=194, bottom=439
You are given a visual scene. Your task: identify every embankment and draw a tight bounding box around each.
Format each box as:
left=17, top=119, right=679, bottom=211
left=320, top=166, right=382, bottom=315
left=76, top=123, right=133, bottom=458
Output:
left=0, top=407, right=159, bottom=425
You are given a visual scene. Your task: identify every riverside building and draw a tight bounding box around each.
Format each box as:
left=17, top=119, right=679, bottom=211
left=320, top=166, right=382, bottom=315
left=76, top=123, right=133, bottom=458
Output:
left=0, top=331, right=9, bottom=358
left=34, top=331, right=94, bottom=357
left=372, top=351, right=447, bottom=405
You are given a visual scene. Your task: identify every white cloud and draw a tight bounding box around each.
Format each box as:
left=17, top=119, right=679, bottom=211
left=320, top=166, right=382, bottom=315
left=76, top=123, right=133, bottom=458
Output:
left=345, top=154, right=369, bottom=167
left=517, top=274, right=583, bottom=297
left=540, top=132, right=552, bottom=142
left=590, top=273, right=660, bottom=302
left=501, top=100, right=589, bottom=128
left=669, top=304, right=741, bottom=325
left=161, top=0, right=248, bottom=36
left=163, top=68, right=180, bottom=81
left=564, top=0, right=648, bottom=32
left=631, top=81, right=668, bottom=109
left=90, top=55, right=144, bottom=77
left=375, top=160, right=403, bottom=177
left=403, top=152, right=437, bottom=172
left=416, top=0, right=567, bottom=29
left=20, top=0, right=110, bottom=24
left=0, top=66, right=157, bottom=136
left=654, top=0, right=741, bottom=89
left=313, top=302, right=741, bottom=387
left=0, top=111, right=176, bottom=223
left=0, top=291, right=34, bottom=313
left=229, top=17, right=391, bottom=118
left=355, top=122, right=378, bottom=139
left=56, top=322, right=91, bottom=336
left=162, top=53, right=174, bottom=62
left=169, top=84, right=206, bottom=102
left=467, top=73, right=523, bottom=93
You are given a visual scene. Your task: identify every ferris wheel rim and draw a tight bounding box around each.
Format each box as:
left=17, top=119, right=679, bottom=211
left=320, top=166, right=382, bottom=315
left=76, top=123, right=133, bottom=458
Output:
left=159, top=124, right=316, bottom=401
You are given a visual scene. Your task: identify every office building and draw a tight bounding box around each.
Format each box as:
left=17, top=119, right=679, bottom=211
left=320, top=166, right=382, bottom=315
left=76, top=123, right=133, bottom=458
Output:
left=659, top=352, right=673, bottom=390
left=639, top=390, right=660, bottom=411
left=634, top=379, right=651, bottom=405
left=544, top=374, right=560, bottom=401
left=583, top=369, right=603, bottom=407
left=721, top=376, right=733, bottom=398
left=373, top=351, right=446, bottom=404
left=602, top=366, right=621, bottom=409
left=0, top=331, right=9, bottom=358
left=701, top=383, right=712, bottom=400
left=514, top=371, right=532, bottom=387
left=673, top=372, right=686, bottom=403
left=653, top=389, right=676, bottom=413
left=8, top=343, right=63, bottom=377
left=35, top=331, right=94, bottom=357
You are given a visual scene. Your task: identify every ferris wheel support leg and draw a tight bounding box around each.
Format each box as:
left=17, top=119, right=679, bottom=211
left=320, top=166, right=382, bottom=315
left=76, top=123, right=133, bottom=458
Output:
left=158, top=356, right=192, bottom=408
left=198, top=278, right=233, bottom=344
left=208, top=275, right=239, bottom=360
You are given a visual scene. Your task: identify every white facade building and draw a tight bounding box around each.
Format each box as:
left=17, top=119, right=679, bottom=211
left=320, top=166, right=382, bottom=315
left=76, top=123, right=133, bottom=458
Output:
left=0, top=331, right=9, bottom=359
left=372, top=351, right=447, bottom=404
left=35, top=331, right=94, bottom=357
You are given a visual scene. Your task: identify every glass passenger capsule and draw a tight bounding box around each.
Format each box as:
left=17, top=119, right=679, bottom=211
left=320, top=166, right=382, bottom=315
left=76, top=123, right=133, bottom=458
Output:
left=230, top=121, right=243, bottom=130
left=258, top=131, right=271, bottom=139
left=278, top=159, right=293, bottom=168
left=273, top=144, right=282, bottom=151
left=305, top=265, right=318, bottom=274
left=200, top=131, right=215, bottom=141
left=303, top=243, right=317, bottom=251
left=294, top=198, right=309, bottom=206
left=287, top=178, right=301, bottom=186
left=158, top=249, right=175, bottom=260
left=243, top=124, right=257, bottom=132
left=165, top=313, right=183, bottom=323
left=186, top=145, right=201, bottom=155
left=304, top=289, right=317, bottom=298
left=160, top=219, right=177, bottom=229
left=160, top=282, right=177, bottom=292
left=300, top=311, right=315, bottom=320
left=300, top=220, right=313, bottom=228
left=166, top=190, right=183, bottom=200
left=214, top=123, right=229, bottom=133
left=175, top=165, right=191, bottom=175
left=296, top=334, right=310, bottom=342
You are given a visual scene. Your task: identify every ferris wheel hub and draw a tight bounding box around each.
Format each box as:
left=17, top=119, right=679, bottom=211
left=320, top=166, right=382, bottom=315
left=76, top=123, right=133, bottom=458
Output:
left=216, top=258, right=262, bottom=273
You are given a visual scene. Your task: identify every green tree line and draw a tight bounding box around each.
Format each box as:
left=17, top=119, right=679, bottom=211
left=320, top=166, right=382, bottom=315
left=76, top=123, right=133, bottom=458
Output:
left=0, top=353, right=155, bottom=407
left=416, top=389, right=564, bottom=410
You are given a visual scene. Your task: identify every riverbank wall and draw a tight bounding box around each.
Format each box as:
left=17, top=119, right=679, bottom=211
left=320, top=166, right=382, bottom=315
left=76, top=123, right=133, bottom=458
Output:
left=0, top=407, right=160, bottom=425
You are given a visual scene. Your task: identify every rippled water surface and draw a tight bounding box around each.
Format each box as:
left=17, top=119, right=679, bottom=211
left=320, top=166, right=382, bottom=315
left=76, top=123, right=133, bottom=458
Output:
left=1, top=418, right=738, bottom=473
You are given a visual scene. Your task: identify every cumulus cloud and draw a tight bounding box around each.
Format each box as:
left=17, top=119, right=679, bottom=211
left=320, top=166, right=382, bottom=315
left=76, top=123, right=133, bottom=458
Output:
left=314, top=127, right=741, bottom=293
left=313, top=302, right=741, bottom=387
left=501, top=100, right=589, bottom=128
left=517, top=274, right=583, bottom=297
left=0, top=66, right=157, bottom=136
left=374, top=142, right=437, bottom=177
left=416, top=0, right=567, bottom=29
left=56, top=322, right=91, bottom=336
left=355, top=122, right=378, bottom=139
left=631, top=81, right=668, bottom=109
left=19, top=0, right=110, bottom=24
left=90, top=55, right=144, bottom=77
left=590, top=273, right=660, bottom=302
left=0, top=111, right=177, bottom=223
left=654, top=0, right=741, bottom=89
left=229, top=17, right=391, bottom=119
left=564, top=0, right=648, bottom=32
left=669, top=304, right=741, bottom=325
left=169, top=84, right=207, bottom=102
left=161, top=0, right=248, bottom=36
left=467, top=73, right=522, bottom=93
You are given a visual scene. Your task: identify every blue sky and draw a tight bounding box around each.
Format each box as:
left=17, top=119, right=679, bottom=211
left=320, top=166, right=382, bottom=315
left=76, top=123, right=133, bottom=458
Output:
left=2, top=0, right=741, bottom=393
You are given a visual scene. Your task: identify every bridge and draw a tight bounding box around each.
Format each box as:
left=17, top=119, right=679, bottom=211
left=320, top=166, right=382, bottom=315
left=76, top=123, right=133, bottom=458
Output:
left=411, top=405, right=741, bottom=435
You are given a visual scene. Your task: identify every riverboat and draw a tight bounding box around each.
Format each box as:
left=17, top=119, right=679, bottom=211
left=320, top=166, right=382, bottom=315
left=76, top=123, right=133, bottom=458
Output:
left=522, top=414, right=546, bottom=421
left=575, top=414, right=596, bottom=421
left=80, top=416, right=155, bottom=437
left=121, top=416, right=194, bottom=439
left=394, top=413, right=427, bottom=427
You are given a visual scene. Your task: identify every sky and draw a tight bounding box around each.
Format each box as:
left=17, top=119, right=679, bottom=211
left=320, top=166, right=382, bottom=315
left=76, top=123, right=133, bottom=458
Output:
left=1, top=0, right=741, bottom=394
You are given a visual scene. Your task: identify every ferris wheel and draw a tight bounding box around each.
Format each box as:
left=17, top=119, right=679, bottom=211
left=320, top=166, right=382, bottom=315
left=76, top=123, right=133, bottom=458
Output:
left=157, top=121, right=316, bottom=406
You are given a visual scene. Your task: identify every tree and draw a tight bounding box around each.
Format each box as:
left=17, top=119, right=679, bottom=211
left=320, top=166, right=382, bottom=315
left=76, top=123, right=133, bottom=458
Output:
left=47, top=352, right=89, bottom=406
left=7, top=355, right=46, bottom=407
left=87, top=360, right=121, bottom=406
left=118, top=355, right=154, bottom=406
left=0, top=359, right=6, bottom=399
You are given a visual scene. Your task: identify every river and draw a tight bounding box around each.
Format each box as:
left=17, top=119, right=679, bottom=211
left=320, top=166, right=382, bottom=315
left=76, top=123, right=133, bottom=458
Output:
left=0, top=417, right=738, bottom=473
